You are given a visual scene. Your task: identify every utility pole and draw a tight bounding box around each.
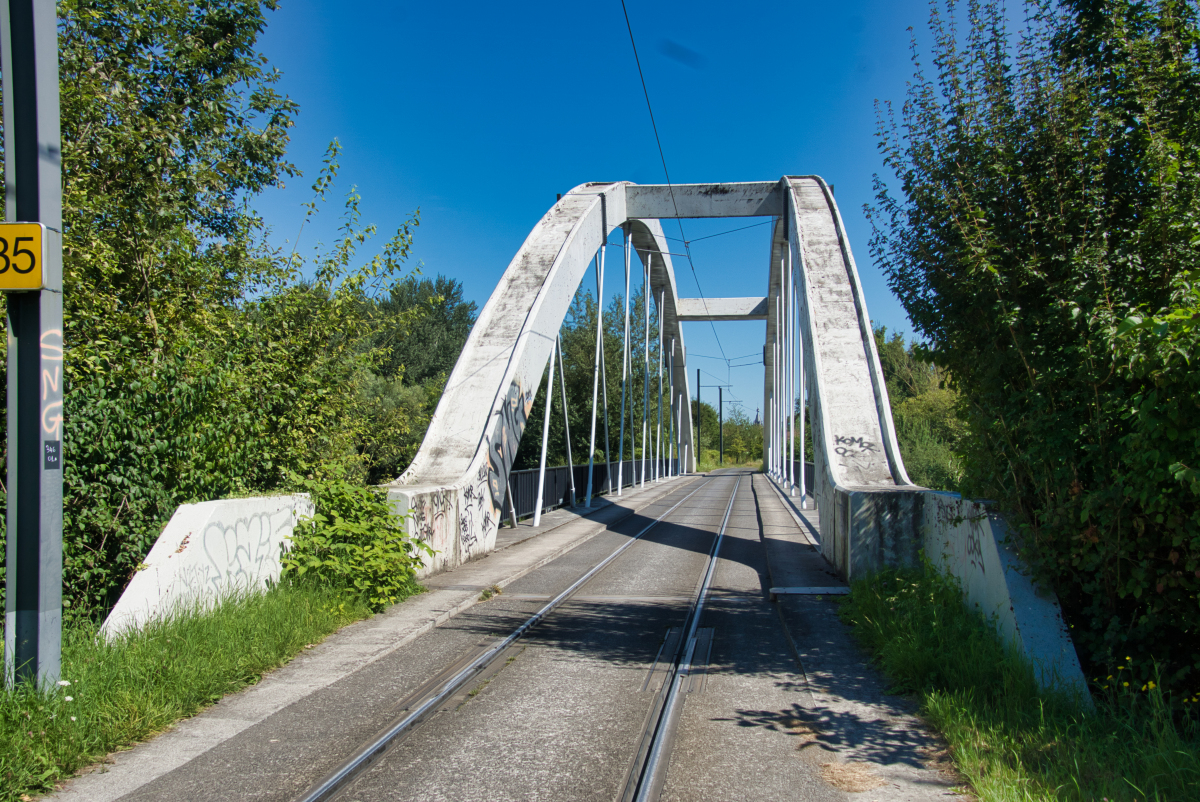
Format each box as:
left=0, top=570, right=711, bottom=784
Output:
left=2, top=0, right=65, bottom=686
left=718, top=387, right=723, bottom=465
left=695, top=368, right=701, bottom=462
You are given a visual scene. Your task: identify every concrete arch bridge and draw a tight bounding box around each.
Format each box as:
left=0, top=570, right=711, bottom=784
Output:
left=387, top=176, right=926, bottom=581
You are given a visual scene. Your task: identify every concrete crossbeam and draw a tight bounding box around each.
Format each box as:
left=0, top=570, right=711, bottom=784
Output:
left=626, top=182, right=784, bottom=218
left=676, top=296, right=768, bottom=321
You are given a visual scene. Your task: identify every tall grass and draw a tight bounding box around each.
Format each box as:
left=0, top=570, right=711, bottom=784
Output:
left=840, top=566, right=1200, bottom=801
left=0, top=582, right=388, bottom=801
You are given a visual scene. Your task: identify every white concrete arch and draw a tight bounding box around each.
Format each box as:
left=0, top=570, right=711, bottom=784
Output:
left=390, top=175, right=924, bottom=581
left=764, top=176, right=911, bottom=488
left=390, top=182, right=695, bottom=574
left=765, top=176, right=920, bottom=577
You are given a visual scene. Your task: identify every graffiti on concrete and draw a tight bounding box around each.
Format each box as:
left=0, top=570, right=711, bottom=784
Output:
left=477, top=464, right=495, bottom=541
left=966, top=522, right=985, bottom=575
left=459, top=500, right=477, bottom=550
left=934, top=497, right=989, bottom=575
left=833, top=434, right=878, bottom=459
left=458, top=464, right=496, bottom=552
left=412, top=490, right=452, bottom=545
left=485, top=380, right=536, bottom=517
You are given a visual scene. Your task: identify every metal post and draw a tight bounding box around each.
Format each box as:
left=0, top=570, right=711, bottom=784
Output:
left=557, top=335, right=575, bottom=506
left=784, top=254, right=792, bottom=492
left=718, top=386, right=723, bottom=465
left=655, top=291, right=664, bottom=482
left=779, top=270, right=785, bottom=484
left=788, top=253, right=797, bottom=495
left=504, top=484, right=518, bottom=529
left=617, top=225, right=630, bottom=495
left=696, top=368, right=701, bottom=465
left=533, top=340, right=555, bottom=527
left=674, top=392, right=681, bottom=477
left=585, top=247, right=605, bottom=508
left=598, top=256, right=612, bottom=496
left=798, top=280, right=807, bottom=508
left=781, top=256, right=788, bottom=487
left=676, top=396, right=682, bottom=475
left=3, top=0, right=64, bottom=687
left=789, top=255, right=798, bottom=495
left=767, top=398, right=773, bottom=476
left=668, top=339, right=675, bottom=477
left=641, top=258, right=650, bottom=488
left=773, top=330, right=780, bottom=478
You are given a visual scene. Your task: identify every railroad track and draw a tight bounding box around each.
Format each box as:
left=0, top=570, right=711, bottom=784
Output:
left=294, top=473, right=743, bottom=802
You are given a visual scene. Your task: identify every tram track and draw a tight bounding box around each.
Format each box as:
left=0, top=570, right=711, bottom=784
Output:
left=294, top=475, right=739, bottom=802
left=621, top=476, right=740, bottom=802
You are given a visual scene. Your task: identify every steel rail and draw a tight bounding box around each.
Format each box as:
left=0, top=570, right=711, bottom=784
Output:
left=294, top=477, right=716, bottom=802
left=627, top=475, right=741, bottom=802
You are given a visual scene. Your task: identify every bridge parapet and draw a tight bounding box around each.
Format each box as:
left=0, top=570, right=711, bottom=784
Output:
left=385, top=483, right=491, bottom=578
left=806, top=478, right=1089, bottom=697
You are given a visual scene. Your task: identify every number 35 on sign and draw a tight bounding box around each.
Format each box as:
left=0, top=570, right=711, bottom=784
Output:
left=0, top=222, right=45, bottom=291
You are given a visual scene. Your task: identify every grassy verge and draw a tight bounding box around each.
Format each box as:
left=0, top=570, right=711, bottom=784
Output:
left=839, top=565, right=1200, bottom=801
left=0, top=580, right=415, bottom=801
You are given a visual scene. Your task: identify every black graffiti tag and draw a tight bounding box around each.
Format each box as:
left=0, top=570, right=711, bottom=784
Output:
left=459, top=504, right=477, bottom=549
left=833, top=434, right=878, bottom=458
left=485, top=381, right=535, bottom=516
left=966, top=524, right=985, bottom=574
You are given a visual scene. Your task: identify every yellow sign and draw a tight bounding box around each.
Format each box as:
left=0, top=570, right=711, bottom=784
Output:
left=0, top=222, right=44, bottom=291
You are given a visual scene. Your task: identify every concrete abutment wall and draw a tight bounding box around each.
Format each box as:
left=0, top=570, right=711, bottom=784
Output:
left=814, top=480, right=1089, bottom=699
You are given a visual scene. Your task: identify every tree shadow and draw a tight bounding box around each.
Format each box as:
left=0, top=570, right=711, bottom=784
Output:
left=719, top=701, right=941, bottom=769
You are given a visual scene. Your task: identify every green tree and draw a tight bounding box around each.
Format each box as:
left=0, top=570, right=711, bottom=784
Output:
left=1, top=3, right=430, bottom=613
left=869, top=0, right=1200, bottom=692
left=58, top=0, right=298, bottom=346
left=356, top=275, right=477, bottom=483
left=874, top=326, right=964, bottom=491
left=373, top=276, right=478, bottom=384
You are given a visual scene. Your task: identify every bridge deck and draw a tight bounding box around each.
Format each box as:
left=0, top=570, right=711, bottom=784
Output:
left=51, top=473, right=958, bottom=802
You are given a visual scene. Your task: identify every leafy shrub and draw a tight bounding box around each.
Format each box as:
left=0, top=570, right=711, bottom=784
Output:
left=894, top=412, right=964, bottom=492
left=868, top=0, right=1200, bottom=694
left=282, top=473, right=432, bottom=610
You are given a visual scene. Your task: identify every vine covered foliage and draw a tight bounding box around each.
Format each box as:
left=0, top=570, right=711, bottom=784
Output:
left=869, top=0, right=1200, bottom=694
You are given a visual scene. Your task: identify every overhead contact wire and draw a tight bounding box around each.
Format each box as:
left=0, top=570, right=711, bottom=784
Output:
left=618, top=0, right=728, bottom=363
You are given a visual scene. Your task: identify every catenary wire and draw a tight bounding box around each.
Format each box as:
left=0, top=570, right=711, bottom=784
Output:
left=618, top=0, right=727, bottom=363
left=662, top=218, right=774, bottom=245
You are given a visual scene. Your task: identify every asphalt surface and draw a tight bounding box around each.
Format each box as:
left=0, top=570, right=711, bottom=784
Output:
left=52, top=471, right=962, bottom=802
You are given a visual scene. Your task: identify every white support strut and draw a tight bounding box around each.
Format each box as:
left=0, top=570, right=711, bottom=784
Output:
left=532, top=340, right=555, bottom=527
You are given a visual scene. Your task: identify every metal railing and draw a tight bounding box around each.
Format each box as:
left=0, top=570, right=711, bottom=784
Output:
left=500, top=458, right=680, bottom=523
left=789, top=461, right=816, bottom=492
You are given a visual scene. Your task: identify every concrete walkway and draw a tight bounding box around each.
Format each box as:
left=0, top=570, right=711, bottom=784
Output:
left=752, top=474, right=963, bottom=800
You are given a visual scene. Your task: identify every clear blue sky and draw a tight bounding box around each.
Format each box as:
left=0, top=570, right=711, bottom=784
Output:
left=253, top=0, right=934, bottom=419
